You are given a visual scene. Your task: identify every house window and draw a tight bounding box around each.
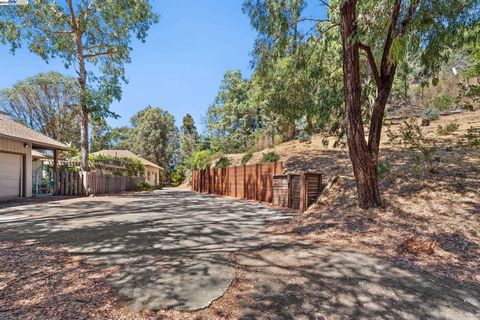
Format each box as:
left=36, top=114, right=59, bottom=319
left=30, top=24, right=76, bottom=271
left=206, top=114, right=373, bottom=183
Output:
left=155, top=172, right=158, bottom=184
left=147, top=171, right=151, bottom=181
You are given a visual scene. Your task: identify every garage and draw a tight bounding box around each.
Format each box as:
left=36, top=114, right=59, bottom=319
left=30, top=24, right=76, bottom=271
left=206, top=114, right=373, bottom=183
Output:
left=0, top=152, right=23, bottom=199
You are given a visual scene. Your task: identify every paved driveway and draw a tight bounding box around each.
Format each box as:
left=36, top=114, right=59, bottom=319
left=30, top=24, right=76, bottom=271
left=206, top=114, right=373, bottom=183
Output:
left=0, top=189, right=290, bottom=311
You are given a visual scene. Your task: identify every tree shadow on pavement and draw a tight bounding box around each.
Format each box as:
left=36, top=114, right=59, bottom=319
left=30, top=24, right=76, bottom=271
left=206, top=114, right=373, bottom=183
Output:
left=227, top=241, right=480, bottom=320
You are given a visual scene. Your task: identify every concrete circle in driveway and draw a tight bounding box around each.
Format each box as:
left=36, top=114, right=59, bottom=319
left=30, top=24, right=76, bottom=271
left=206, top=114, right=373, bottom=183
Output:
left=0, top=189, right=291, bottom=311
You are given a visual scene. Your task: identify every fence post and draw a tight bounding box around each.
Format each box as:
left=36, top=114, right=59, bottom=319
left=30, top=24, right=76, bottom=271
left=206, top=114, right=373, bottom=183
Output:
left=234, top=166, right=237, bottom=198
left=255, top=164, right=259, bottom=201
left=243, top=165, right=246, bottom=199
left=299, top=173, right=306, bottom=212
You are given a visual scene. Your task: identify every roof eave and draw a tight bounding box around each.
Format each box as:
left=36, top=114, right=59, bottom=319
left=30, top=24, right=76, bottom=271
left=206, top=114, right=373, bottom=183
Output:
left=0, top=133, right=70, bottom=151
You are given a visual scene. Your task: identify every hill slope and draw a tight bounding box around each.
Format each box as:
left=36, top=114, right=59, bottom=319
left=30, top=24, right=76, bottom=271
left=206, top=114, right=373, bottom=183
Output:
left=221, top=109, right=480, bottom=285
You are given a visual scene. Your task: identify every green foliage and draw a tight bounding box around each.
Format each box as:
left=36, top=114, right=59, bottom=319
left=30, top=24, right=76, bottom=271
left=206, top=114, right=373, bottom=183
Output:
left=214, top=156, right=230, bottom=169
left=295, top=116, right=311, bottom=143
left=206, top=70, right=258, bottom=153
left=0, top=71, right=80, bottom=146
left=459, top=127, right=480, bottom=149
left=128, top=182, right=157, bottom=192
left=187, top=150, right=211, bottom=171
left=377, top=159, right=391, bottom=180
left=180, top=113, right=199, bottom=163
left=436, top=123, right=459, bottom=135
left=432, top=95, right=454, bottom=111
left=170, top=165, right=186, bottom=187
left=0, top=0, right=159, bottom=166
left=70, top=153, right=145, bottom=176
left=107, top=126, right=133, bottom=150
left=241, top=151, right=253, bottom=165
left=260, top=151, right=279, bottom=164
left=128, top=107, right=179, bottom=179
left=387, top=119, right=440, bottom=174
left=421, top=108, right=441, bottom=121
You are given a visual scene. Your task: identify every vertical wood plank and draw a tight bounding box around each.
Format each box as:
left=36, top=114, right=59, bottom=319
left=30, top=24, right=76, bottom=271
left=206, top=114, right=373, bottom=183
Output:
left=255, top=164, right=259, bottom=201
left=287, top=174, right=292, bottom=209
left=299, top=173, right=306, bottom=212
left=234, top=166, right=237, bottom=198
left=243, top=165, right=246, bottom=199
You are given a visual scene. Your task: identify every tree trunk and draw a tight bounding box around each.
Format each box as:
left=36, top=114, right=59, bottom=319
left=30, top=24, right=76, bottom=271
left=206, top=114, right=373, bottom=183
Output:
left=80, top=104, right=89, bottom=169
left=340, top=0, right=382, bottom=208
left=68, top=0, right=89, bottom=171
left=77, top=59, right=89, bottom=170
left=367, top=82, right=394, bottom=166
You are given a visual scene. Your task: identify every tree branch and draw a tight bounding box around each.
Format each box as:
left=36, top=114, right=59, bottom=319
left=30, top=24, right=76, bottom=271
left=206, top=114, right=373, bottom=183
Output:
left=319, top=0, right=332, bottom=10
left=396, top=0, right=420, bottom=37
left=78, top=3, right=101, bottom=21
left=380, top=0, right=401, bottom=76
left=358, top=43, right=380, bottom=88
left=84, top=49, right=117, bottom=59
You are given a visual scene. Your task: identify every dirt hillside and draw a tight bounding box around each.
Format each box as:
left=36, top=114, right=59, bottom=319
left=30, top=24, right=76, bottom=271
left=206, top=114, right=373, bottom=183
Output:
left=222, top=109, right=480, bottom=285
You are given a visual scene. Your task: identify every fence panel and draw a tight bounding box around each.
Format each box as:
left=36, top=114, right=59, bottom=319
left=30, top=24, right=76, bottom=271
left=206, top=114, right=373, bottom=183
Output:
left=55, top=170, right=144, bottom=196
left=191, top=162, right=283, bottom=204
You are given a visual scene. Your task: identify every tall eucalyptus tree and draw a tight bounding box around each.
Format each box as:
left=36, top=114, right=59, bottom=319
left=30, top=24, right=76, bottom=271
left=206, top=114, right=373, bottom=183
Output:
left=0, top=0, right=158, bottom=169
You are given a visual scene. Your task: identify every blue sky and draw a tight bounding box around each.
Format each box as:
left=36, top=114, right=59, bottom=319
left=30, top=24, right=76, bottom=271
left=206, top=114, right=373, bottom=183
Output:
left=0, top=1, right=326, bottom=133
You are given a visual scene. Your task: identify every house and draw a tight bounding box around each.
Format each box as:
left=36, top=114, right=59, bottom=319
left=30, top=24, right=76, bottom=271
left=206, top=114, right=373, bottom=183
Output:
left=92, top=150, right=163, bottom=186
left=0, top=114, right=69, bottom=199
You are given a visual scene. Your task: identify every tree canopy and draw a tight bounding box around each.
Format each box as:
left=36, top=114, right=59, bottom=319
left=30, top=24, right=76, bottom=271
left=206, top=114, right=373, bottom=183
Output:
left=0, top=71, right=80, bottom=146
left=0, top=0, right=158, bottom=169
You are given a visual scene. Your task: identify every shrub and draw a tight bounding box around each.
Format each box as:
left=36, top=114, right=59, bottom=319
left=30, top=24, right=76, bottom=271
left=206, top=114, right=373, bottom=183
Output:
left=421, top=107, right=440, bottom=121
left=171, top=165, right=186, bottom=186
left=260, top=151, right=279, bottom=163
left=128, top=182, right=154, bottom=191
left=214, top=156, right=230, bottom=168
left=387, top=118, right=441, bottom=174
left=459, top=126, right=480, bottom=149
left=298, top=130, right=311, bottom=143
left=70, top=153, right=145, bottom=176
left=377, top=159, right=390, bottom=180
left=433, top=95, right=454, bottom=111
left=241, top=151, right=253, bottom=165
left=187, top=150, right=211, bottom=170
left=436, top=123, right=459, bottom=135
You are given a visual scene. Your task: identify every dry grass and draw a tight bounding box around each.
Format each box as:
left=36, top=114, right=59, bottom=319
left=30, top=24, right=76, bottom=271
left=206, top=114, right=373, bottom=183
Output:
left=270, top=147, right=480, bottom=285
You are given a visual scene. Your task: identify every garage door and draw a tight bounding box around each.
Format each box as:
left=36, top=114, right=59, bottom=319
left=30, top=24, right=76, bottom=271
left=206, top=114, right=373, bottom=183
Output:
left=0, top=153, right=22, bottom=198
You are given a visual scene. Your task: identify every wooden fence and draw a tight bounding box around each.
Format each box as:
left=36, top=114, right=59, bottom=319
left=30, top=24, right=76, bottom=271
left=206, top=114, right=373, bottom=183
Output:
left=191, top=162, right=284, bottom=203
left=54, top=170, right=144, bottom=196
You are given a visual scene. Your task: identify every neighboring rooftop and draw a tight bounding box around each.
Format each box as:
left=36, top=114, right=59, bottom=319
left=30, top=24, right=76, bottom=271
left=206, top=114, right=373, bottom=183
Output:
left=92, top=150, right=163, bottom=170
left=32, top=150, right=52, bottom=159
left=0, top=114, right=69, bottom=150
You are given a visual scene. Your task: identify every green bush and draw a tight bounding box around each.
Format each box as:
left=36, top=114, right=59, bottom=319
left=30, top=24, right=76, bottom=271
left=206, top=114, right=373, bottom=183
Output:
left=187, top=150, right=211, bottom=170
left=387, top=118, right=440, bottom=174
left=461, top=127, right=480, bottom=149
left=298, top=130, right=311, bottom=143
left=421, top=107, right=440, bottom=121
left=377, top=159, right=390, bottom=179
left=433, top=95, right=454, bottom=111
left=436, top=123, right=459, bottom=135
left=171, top=165, right=186, bottom=186
left=214, top=156, right=230, bottom=168
left=70, top=153, right=145, bottom=176
left=128, top=182, right=154, bottom=191
left=260, top=151, right=279, bottom=163
left=241, top=151, right=253, bottom=165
